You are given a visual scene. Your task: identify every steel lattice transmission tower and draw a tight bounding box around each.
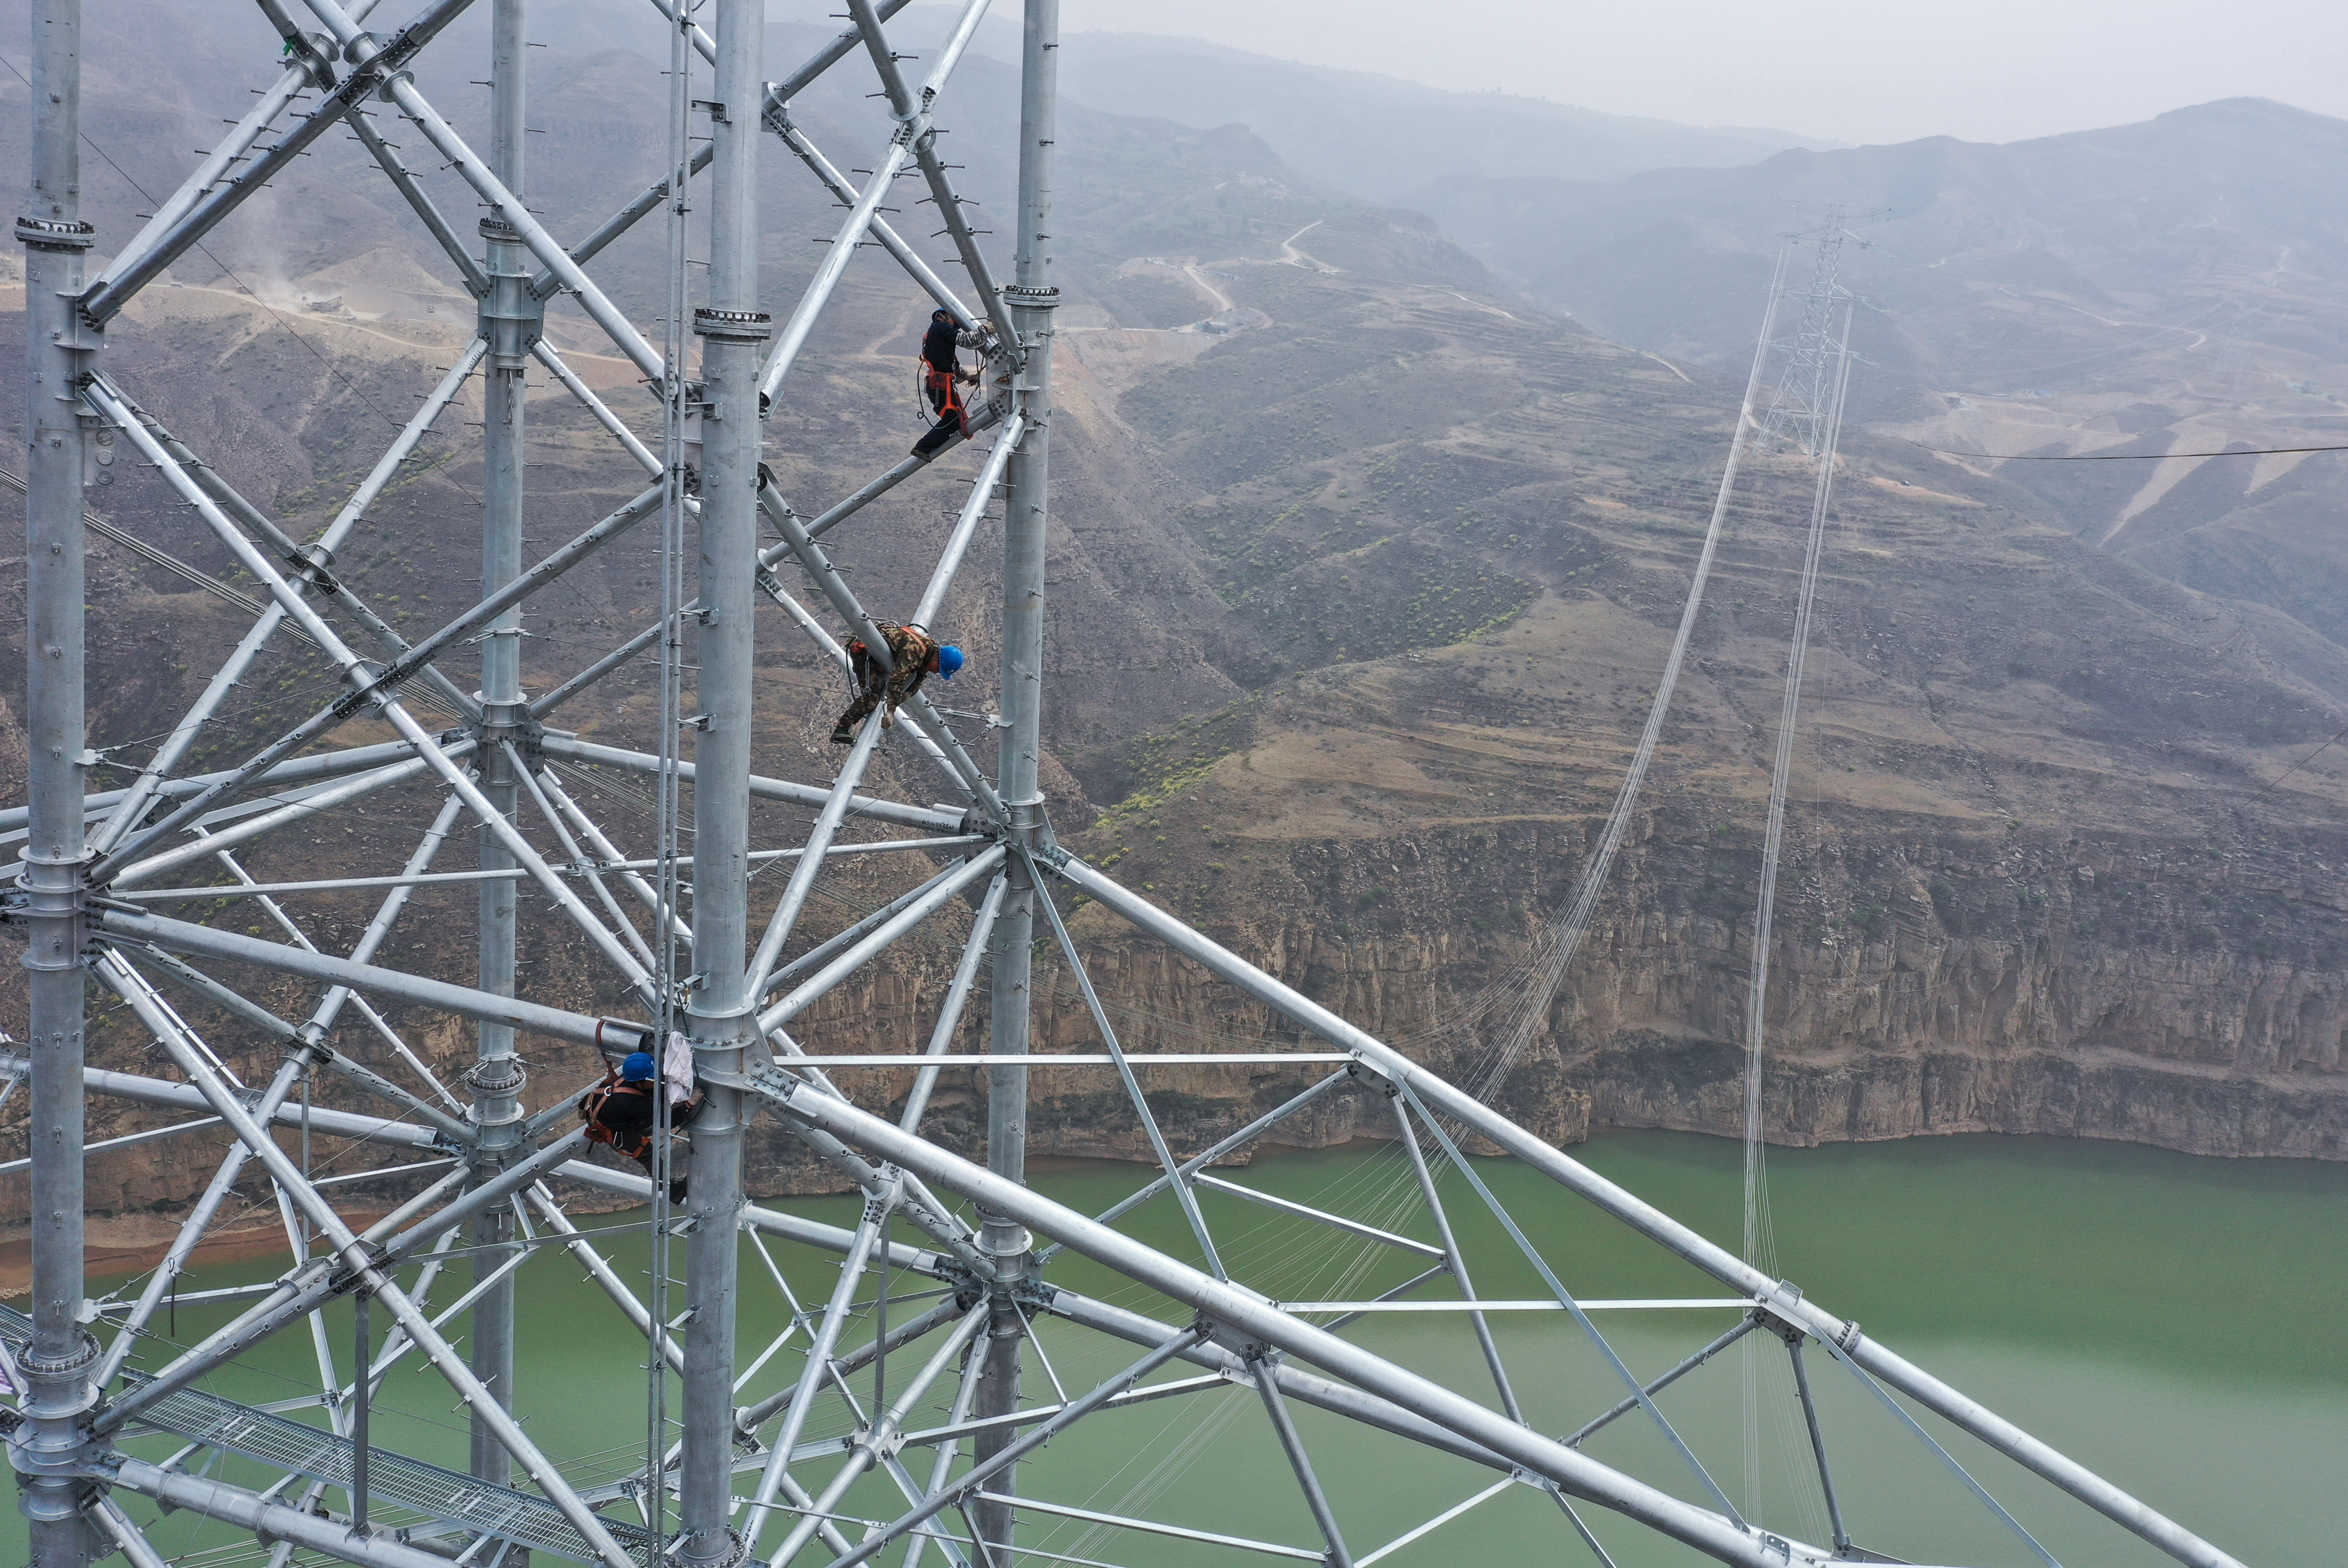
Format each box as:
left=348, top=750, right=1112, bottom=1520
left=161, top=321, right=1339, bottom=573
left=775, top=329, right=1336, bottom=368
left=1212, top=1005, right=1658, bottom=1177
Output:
left=1754, top=207, right=1874, bottom=457
left=0, top=5, right=2251, bottom=1568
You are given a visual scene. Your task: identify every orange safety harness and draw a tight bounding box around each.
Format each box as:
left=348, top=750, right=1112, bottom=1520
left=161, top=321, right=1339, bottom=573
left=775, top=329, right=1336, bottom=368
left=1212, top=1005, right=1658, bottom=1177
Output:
left=921, top=361, right=972, bottom=437
left=580, top=1076, right=655, bottom=1161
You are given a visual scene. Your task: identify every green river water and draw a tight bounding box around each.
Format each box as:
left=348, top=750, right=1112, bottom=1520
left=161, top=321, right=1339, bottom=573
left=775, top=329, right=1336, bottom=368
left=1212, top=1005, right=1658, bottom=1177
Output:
left=13, top=1129, right=2343, bottom=1567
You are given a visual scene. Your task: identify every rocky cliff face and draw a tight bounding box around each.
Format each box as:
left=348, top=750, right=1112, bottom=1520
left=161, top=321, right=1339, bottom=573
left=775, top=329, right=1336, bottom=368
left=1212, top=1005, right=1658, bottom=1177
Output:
left=1050, top=507, right=2348, bottom=1169
left=954, top=806, right=2348, bottom=1179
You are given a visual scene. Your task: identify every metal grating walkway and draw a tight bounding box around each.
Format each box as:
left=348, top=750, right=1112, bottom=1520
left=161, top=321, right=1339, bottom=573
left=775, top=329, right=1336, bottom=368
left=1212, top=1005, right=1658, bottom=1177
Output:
left=2, top=1305, right=660, bottom=1567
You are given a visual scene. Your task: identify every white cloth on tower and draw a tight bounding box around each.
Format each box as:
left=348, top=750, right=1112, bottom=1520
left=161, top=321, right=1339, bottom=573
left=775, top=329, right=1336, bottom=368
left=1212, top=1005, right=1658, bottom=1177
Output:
left=664, top=1030, right=698, bottom=1108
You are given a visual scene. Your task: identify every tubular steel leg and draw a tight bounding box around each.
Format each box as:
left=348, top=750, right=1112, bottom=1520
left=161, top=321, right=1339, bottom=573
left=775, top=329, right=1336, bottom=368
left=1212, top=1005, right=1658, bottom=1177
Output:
left=975, top=765, right=1036, bottom=1558
left=679, top=1, right=767, bottom=1562
left=970, top=7, right=1061, bottom=1558
left=903, top=1329, right=988, bottom=1568
left=744, top=1206, right=889, bottom=1550
left=18, top=0, right=100, bottom=1561
left=468, top=0, right=534, bottom=1503
left=353, top=1286, right=373, bottom=1533
left=1786, top=1339, right=1851, bottom=1556
left=1249, top=1352, right=1355, bottom=1568
left=1390, top=1095, right=1522, bottom=1423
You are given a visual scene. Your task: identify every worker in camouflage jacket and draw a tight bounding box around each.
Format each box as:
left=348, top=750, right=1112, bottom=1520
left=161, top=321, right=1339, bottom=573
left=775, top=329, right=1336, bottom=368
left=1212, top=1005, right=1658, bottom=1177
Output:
left=832, top=620, right=965, bottom=743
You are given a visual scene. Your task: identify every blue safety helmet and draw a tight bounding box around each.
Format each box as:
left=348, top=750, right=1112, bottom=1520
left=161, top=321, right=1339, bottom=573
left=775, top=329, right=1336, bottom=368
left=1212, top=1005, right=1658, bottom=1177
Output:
left=621, top=1051, right=656, bottom=1082
left=936, top=644, right=964, bottom=681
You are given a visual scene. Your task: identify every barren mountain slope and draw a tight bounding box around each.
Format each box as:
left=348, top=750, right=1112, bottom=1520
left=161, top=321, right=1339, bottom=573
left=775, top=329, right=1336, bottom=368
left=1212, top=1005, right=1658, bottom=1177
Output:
left=1044, top=245, right=2348, bottom=1165
left=6, top=13, right=2348, bottom=1250
left=1412, top=98, right=2348, bottom=655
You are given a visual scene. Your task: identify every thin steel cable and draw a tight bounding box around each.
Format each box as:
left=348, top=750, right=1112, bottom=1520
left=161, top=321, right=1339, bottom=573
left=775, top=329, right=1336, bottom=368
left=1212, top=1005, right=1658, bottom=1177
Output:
left=0, top=464, right=319, bottom=644
left=1743, top=307, right=1855, bottom=1281
left=1453, top=246, right=1791, bottom=1104
left=1912, top=438, right=2348, bottom=460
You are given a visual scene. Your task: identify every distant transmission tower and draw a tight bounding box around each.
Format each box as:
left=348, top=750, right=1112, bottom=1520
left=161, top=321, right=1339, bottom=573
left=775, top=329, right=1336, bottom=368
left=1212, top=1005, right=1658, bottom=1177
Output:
left=1755, top=206, right=1876, bottom=456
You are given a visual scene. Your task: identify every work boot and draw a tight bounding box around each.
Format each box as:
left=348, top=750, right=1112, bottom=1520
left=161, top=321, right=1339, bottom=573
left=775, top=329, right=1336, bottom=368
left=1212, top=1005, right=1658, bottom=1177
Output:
left=668, top=1178, right=688, bottom=1206
left=830, top=721, right=854, bottom=745
left=881, top=708, right=896, bottom=730
left=912, top=424, right=958, bottom=461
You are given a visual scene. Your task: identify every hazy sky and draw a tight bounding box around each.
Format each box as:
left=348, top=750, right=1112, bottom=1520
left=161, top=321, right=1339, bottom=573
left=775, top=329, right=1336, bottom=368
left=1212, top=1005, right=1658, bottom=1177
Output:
left=1052, top=0, right=2348, bottom=147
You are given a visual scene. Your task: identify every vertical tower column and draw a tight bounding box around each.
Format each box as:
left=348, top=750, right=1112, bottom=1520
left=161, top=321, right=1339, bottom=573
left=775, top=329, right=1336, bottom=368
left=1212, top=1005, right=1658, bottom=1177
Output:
left=15, top=2, right=98, bottom=1565
left=469, top=0, right=534, bottom=1508
left=678, top=0, right=766, bottom=1561
left=975, top=1, right=1060, bottom=1560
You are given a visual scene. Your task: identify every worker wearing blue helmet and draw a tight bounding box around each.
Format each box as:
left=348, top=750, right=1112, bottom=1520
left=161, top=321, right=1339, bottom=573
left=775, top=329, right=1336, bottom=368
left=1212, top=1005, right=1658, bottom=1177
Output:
left=581, top=1049, right=701, bottom=1203
left=832, top=620, right=965, bottom=744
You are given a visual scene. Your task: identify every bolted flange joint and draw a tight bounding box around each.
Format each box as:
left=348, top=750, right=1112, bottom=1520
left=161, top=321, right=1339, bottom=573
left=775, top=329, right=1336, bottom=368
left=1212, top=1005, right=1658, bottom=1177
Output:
left=478, top=218, right=545, bottom=366
left=14, top=854, right=89, bottom=976
left=693, top=307, right=774, bottom=345
left=972, top=1204, right=1033, bottom=1269
left=467, top=1055, right=530, bottom=1101
left=6, top=1327, right=103, bottom=1479
left=13, top=1330, right=100, bottom=1398
left=464, top=1054, right=532, bottom=1150
left=1001, top=283, right=1058, bottom=383
left=1003, top=795, right=1057, bottom=863
left=468, top=702, right=542, bottom=765
left=14, top=217, right=94, bottom=253
left=690, top=305, right=775, bottom=342
left=670, top=1526, right=750, bottom=1568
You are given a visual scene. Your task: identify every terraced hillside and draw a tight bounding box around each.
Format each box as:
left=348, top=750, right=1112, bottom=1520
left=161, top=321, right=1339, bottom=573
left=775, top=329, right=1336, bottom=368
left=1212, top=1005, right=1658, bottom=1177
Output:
left=1047, top=242, right=2348, bottom=1165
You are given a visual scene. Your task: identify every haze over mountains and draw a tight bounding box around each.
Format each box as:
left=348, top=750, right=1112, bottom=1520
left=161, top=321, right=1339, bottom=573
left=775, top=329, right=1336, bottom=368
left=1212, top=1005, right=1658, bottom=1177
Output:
left=1006, top=37, right=2348, bottom=732
left=1402, top=98, right=2348, bottom=655
left=1044, top=32, right=1835, bottom=197
left=4, top=0, right=2348, bottom=1240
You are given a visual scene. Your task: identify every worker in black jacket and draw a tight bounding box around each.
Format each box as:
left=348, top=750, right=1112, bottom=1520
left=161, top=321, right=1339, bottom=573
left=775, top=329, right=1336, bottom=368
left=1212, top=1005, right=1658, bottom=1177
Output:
left=581, top=1051, right=700, bottom=1203
left=913, top=307, right=984, bottom=460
